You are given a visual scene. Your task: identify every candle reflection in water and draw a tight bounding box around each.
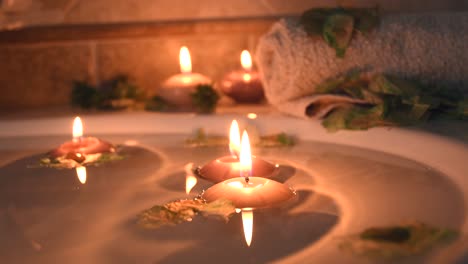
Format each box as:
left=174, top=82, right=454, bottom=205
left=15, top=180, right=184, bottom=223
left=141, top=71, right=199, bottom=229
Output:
left=73, top=118, right=87, bottom=184
left=240, top=131, right=253, bottom=246
left=229, top=119, right=241, bottom=157
left=76, top=166, right=87, bottom=184
left=185, top=163, right=198, bottom=194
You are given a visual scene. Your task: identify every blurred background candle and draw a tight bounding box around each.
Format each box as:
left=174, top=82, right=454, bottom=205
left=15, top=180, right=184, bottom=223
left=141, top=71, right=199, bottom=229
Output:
left=218, top=50, right=264, bottom=103
left=158, top=46, right=212, bottom=110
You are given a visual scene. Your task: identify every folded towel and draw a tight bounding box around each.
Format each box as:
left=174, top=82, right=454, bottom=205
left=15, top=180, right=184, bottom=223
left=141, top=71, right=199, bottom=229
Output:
left=255, top=12, right=468, bottom=118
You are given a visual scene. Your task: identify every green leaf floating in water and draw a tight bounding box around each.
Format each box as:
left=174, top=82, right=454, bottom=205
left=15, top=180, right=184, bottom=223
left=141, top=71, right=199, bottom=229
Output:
left=185, top=128, right=296, bottom=147
left=339, top=222, right=458, bottom=259
left=137, top=198, right=236, bottom=229
left=38, top=151, right=125, bottom=169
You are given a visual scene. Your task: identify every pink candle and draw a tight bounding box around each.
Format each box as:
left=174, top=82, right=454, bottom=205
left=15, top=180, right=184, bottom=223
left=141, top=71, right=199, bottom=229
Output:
left=196, top=120, right=278, bottom=183
left=49, top=117, right=114, bottom=159
left=158, top=46, right=211, bottom=109
left=219, top=50, right=264, bottom=103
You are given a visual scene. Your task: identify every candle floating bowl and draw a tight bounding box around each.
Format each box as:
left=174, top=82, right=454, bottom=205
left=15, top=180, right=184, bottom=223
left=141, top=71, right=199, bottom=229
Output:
left=202, top=177, right=295, bottom=209
left=195, top=155, right=278, bottom=183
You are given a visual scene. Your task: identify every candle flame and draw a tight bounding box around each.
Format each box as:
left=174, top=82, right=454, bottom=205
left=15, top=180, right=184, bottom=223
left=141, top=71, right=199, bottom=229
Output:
left=179, top=46, right=192, bottom=73
left=76, top=166, right=87, bottom=184
left=72, top=116, right=83, bottom=140
left=242, top=209, right=253, bottom=246
left=239, top=130, right=252, bottom=178
left=229, top=120, right=241, bottom=157
left=241, top=50, right=252, bottom=71
left=185, top=163, right=198, bottom=194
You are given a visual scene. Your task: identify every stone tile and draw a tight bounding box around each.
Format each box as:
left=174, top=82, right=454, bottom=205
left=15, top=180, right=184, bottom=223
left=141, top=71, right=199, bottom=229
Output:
left=0, top=44, right=92, bottom=109
left=97, top=34, right=249, bottom=96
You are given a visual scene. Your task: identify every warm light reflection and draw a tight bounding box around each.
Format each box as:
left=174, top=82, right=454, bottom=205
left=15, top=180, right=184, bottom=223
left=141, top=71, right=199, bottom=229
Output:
left=241, top=50, right=252, bottom=71
left=242, top=73, right=252, bottom=82
left=247, top=113, right=257, bottom=119
left=179, top=46, right=192, bottom=74
left=242, top=209, right=253, bottom=247
left=239, top=131, right=252, bottom=178
left=185, top=163, right=198, bottom=194
left=76, top=166, right=87, bottom=184
left=72, top=116, right=83, bottom=140
left=229, top=120, right=241, bottom=157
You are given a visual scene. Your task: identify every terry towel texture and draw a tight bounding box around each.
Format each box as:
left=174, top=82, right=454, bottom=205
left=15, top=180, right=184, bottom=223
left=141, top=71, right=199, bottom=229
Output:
left=255, top=12, right=468, bottom=118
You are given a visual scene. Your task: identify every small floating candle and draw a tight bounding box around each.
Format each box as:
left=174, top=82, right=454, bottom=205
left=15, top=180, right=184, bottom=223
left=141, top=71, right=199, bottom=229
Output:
left=158, top=46, right=212, bottom=110
left=219, top=50, right=264, bottom=103
left=202, top=176, right=295, bottom=209
left=49, top=117, right=114, bottom=159
left=202, top=131, right=295, bottom=246
left=196, top=120, right=278, bottom=183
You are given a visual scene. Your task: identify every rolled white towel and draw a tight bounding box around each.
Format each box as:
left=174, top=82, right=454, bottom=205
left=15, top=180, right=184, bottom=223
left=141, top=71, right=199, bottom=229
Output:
left=255, top=12, right=468, bottom=118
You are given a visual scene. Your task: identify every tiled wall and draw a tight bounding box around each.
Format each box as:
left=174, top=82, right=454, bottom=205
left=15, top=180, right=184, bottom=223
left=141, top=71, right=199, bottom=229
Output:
left=0, top=20, right=269, bottom=110
left=1, top=0, right=467, bottom=110
left=1, top=0, right=467, bottom=29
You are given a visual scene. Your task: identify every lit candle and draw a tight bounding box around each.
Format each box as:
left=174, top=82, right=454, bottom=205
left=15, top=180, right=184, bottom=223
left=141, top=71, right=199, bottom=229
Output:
left=202, top=131, right=295, bottom=246
left=218, top=50, right=264, bottom=103
left=49, top=116, right=114, bottom=159
left=158, top=46, right=212, bottom=110
left=196, top=120, right=278, bottom=183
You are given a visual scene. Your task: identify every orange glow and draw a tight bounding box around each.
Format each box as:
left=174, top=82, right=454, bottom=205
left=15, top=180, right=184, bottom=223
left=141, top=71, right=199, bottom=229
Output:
left=229, top=120, right=241, bottom=157
left=184, top=163, right=198, bottom=194
left=242, top=73, right=252, bottom=82
left=241, top=50, right=252, bottom=71
left=73, top=116, right=83, bottom=140
left=179, top=46, right=192, bottom=73
left=239, top=131, right=252, bottom=178
left=247, top=113, right=257, bottom=119
left=242, top=209, right=253, bottom=246
left=76, top=166, right=87, bottom=184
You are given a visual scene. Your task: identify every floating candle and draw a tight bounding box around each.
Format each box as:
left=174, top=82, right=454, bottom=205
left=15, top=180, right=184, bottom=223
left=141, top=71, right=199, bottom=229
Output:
left=49, top=117, right=114, bottom=158
left=196, top=120, right=278, bottom=183
left=202, top=176, right=295, bottom=209
left=202, top=131, right=295, bottom=246
left=158, top=46, right=212, bottom=110
left=219, top=50, right=264, bottom=103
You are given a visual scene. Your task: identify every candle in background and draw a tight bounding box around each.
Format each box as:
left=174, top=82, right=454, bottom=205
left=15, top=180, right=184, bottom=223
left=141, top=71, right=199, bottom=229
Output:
left=218, top=50, right=264, bottom=103
left=158, top=46, right=212, bottom=110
